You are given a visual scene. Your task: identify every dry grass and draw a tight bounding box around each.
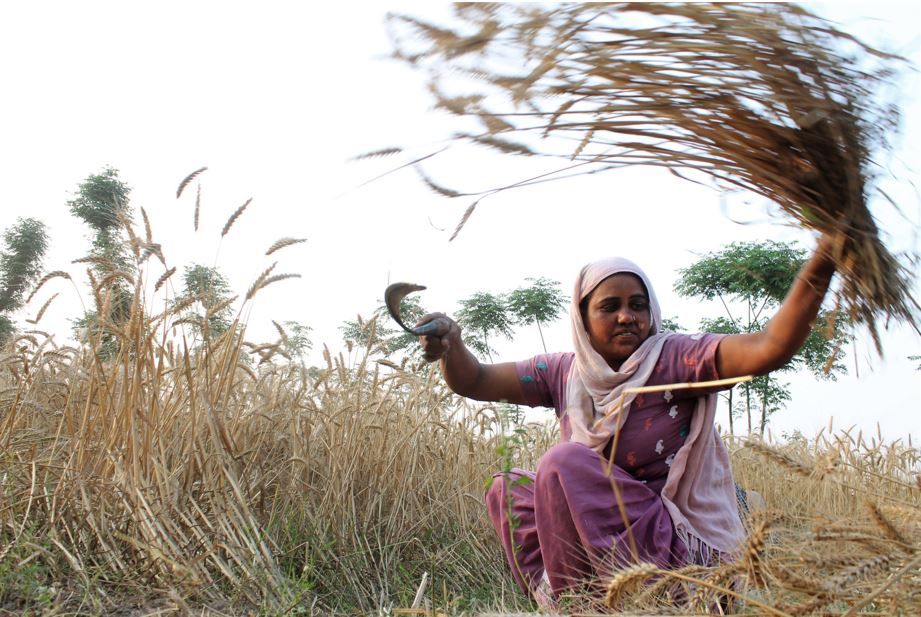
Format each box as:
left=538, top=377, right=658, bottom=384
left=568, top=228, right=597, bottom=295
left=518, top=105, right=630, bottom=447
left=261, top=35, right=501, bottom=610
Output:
left=387, top=3, right=919, bottom=348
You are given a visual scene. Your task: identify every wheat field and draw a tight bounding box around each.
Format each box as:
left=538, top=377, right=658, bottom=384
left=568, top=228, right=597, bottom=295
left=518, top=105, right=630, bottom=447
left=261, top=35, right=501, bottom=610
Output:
left=0, top=214, right=918, bottom=615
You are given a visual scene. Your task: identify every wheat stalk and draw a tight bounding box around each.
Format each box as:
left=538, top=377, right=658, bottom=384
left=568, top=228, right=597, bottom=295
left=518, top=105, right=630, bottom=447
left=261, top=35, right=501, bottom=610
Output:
left=265, top=237, right=307, bottom=256
left=351, top=147, right=403, bottom=160
left=388, top=3, right=919, bottom=342
left=744, top=519, right=770, bottom=587
left=176, top=166, right=207, bottom=198
left=26, top=293, right=58, bottom=325
left=25, top=271, right=71, bottom=305
left=746, top=439, right=813, bottom=477
left=140, top=206, right=153, bottom=244
left=194, top=184, right=202, bottom=231
left=221, top=198, right=252, bottom=237
left=270, top=320, right=289, bottom=345
left=866, top=500, right=909, bottom=546
left=604, top=562, right=661, bottom=608
left=244, top=262, right=277, bottom=301
left=449, top=198, right=482, bottom=242
left=250, top=274, right=301, bottom=299
left=416, top=168, right=466, bottom=198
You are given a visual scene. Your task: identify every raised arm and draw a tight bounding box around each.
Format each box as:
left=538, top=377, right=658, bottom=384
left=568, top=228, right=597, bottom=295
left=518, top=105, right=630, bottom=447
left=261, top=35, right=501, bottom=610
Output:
left=417, top=313, right=529, bottom=404
left=716, top=235, right=837, bottom=379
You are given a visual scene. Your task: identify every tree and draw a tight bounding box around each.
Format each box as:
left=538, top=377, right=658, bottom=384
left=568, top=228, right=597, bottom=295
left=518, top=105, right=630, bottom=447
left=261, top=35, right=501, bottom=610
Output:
left=68, top=167, right=134, bottom=276
left=659, top=317, right=683, bottom=333
left=456, top=291, right=514, bottom=363
left=340, top=295, right=427, bottom=356
left=506, top=277, right=567, bottom=353
left=175, top=264, right=234, bottom=340
left=69, top=168, right=136, bottom=354
left=280, top=321, right=313, bottom=360
left=340, top=315, right=390, bottom=355
left=675, top=240, right=848, bottom=435
left=742, top=374, right=791, bottom=428
left=0, top=218, right=49, bottom=343
left=698, top=316, right=748, bottom=436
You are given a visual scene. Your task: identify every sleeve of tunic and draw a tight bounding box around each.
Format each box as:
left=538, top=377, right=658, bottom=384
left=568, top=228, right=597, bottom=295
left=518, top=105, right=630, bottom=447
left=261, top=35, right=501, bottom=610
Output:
left=513, top=352, right=575, bottom=414
left=650, top=333, right=729, bottom=397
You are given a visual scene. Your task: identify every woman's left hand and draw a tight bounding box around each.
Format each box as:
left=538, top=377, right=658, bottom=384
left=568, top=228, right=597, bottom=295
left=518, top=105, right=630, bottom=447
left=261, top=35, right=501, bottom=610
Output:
left=715, top=233, right=837, bottom=379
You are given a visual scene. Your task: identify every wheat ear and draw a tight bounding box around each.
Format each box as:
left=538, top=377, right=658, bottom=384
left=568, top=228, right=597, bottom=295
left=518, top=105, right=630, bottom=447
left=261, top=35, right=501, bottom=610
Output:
left=265, top=237, right=307, bottom=256
left=222, top=198, right=252, bottom=237
left=25, top=271, right=71, bottom=305
left=177, top=166, right=207, bottom=198
left=604, top=563, right=660, bottom=608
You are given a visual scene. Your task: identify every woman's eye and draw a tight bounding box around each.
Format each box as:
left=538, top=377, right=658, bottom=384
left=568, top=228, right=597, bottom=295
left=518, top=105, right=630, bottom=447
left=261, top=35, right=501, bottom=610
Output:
left=631, top=302, right=648, bottom=311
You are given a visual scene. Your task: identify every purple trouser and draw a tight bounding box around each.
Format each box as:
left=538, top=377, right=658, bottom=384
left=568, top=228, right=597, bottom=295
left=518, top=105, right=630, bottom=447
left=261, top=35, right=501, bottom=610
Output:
left=485, top=442, right=688, bottom=597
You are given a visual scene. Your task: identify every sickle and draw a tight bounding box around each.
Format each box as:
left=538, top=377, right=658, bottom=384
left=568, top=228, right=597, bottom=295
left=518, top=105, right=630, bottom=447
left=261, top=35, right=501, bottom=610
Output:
left=384, top=282, right=443, bottom=336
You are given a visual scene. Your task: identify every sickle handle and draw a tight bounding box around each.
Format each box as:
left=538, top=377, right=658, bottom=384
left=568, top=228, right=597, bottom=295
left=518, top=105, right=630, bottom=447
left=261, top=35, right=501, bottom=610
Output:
left=409, top=318, right=448, bottom=337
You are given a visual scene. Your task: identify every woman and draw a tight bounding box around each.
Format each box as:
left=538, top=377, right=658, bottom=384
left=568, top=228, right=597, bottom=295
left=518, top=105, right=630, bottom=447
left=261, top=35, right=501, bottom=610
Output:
left=416, top=236, right=836, bottom=604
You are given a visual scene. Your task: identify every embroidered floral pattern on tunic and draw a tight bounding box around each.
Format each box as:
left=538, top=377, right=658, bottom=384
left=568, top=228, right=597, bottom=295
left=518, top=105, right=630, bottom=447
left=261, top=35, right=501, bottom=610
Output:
left=512, top=333, right=727, bottom=487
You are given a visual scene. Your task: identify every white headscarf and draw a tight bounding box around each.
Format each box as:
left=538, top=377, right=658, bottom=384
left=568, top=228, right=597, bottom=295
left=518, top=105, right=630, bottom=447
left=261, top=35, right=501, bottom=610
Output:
left=564, top=257, right=745, bottom=558
left=566, top=257, right=672, bottom=449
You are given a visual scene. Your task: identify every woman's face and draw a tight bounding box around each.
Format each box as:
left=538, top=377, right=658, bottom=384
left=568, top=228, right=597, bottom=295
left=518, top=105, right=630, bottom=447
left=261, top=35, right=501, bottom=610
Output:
left=582, top=273, right=652, bottom=370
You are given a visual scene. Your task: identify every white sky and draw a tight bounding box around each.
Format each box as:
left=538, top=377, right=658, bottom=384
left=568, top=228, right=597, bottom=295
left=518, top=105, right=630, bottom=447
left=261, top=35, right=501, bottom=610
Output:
left=1, top=1, right=918, bottom=442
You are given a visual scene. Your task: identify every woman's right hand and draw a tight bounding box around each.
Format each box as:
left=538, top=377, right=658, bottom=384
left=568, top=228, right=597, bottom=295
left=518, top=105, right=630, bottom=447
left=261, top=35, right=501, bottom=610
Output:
left=416, top=312, right=462, bottom=363
left=416, top=312, right=527, bottom=405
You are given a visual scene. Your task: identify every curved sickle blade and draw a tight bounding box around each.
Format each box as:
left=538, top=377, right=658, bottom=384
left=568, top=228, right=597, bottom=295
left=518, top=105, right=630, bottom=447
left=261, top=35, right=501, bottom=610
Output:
left=384, top=282, right=428, bottom=334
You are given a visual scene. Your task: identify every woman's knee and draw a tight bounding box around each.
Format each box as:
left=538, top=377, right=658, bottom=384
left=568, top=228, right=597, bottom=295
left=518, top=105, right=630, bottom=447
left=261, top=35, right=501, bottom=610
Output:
left=485, top=473, right=507, bottom=510
left=537, top=441, right=599, bottom=476
left=485, top=470, right=536, bottom=522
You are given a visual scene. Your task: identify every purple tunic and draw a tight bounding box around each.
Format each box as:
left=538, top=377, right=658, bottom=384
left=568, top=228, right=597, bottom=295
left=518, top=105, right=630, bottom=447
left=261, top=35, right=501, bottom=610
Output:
left=485, top=333, right=726, bottom=600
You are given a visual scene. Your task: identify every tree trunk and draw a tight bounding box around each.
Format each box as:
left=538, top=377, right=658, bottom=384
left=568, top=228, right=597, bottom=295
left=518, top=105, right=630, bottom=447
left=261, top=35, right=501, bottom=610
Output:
left=760, top=376, right=769, bottom=436
left=746, top=301, right=753, bottom=434
left=536, top=319, right=547, bottom=353
left=727, top=387, right=735, bottom=436
left=484, top=329, right=494, bottom=364
left=745, top=383, right=752, bottom=434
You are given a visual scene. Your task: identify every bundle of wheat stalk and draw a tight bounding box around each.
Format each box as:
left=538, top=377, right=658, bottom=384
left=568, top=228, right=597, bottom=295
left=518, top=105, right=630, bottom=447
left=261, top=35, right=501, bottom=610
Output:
left=388, top=2, right=918, bottom=348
